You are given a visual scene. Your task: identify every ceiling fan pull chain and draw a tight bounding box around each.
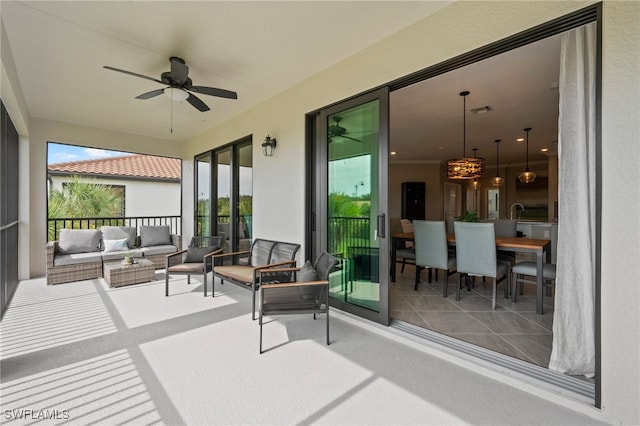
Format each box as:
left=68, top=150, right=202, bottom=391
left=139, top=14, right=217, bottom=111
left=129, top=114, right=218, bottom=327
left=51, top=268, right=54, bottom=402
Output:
left=170, top=96, right=174, bottom=133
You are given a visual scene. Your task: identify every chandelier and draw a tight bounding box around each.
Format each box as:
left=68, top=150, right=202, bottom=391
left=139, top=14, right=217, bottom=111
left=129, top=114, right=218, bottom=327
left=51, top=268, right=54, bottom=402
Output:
left=447, top=91, right=485, bottom=179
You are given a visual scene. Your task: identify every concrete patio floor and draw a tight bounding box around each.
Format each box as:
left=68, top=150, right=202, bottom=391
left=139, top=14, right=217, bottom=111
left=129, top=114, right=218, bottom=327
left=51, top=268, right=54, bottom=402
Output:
left=0, top=273, right=605, bottom=425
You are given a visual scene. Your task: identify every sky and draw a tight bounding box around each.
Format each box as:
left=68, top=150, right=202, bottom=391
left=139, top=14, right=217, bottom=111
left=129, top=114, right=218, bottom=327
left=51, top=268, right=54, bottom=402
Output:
left=48, top=143, right=131, bottom=164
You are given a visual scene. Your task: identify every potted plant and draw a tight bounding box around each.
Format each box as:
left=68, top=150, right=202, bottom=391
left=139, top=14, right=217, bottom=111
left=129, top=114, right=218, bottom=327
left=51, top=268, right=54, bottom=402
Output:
left=455, top=211, right=480, bottom=222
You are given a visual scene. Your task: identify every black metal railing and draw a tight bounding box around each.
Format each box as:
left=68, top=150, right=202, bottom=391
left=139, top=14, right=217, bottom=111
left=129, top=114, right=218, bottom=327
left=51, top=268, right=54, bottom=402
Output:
left=328, top=216, right=370, bottom=255
left=48, top=216, right=181, bottom=241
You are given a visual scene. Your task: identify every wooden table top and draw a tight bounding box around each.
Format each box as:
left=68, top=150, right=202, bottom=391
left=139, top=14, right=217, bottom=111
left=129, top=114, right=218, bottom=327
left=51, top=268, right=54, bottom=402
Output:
left=391, top=232, right=551, bottom=251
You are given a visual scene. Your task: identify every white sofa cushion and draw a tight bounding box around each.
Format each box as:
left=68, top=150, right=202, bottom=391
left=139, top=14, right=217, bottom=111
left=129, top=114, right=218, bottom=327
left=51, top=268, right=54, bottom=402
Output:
left=54, top=252, right=103, bottom=266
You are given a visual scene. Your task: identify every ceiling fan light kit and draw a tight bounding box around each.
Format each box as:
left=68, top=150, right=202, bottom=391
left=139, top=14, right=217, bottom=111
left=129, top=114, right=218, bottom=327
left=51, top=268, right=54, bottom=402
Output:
left=518, top=127, right=537, bottom=183
left=165, top=87, right=189, bottom=102
left=447, top=91, right=485, bottom=179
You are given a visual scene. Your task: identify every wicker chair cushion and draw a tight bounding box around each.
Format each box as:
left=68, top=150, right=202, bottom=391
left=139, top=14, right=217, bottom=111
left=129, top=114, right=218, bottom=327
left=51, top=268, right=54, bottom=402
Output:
left=140, top=226, right=171, bottom=247
left=101, top=248, right=144, bottom=262
left=101, top=226, right=137, bottom=248
left=213, top=265, right=254, bottom=284
left=58, top=229, right=101, bottom=254
left=54, top=252, right=103, bottom=266
left=140, top=245, right=178, bottom=256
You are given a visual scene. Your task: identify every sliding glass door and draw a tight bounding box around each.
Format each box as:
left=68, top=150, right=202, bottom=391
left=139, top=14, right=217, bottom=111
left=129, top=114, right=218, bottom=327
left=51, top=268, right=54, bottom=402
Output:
left=310, top=88, right=390, bottom=325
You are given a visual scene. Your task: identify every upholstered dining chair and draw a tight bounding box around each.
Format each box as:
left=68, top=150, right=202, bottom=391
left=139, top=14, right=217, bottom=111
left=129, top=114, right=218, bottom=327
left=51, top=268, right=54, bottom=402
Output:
left=413, top=220, right=457, bottom=296
left=391, top=217, right=416, bottom=274
left=511, top=261, right=557, bottom=303
left=454, top=222, right=510, bottom=309
left=165, top=236, right=224, bottom=297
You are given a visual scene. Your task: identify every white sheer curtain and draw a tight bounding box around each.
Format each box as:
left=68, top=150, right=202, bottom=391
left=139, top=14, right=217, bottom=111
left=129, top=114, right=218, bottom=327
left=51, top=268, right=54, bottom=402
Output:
left=549, top=22, right=597, bottom=377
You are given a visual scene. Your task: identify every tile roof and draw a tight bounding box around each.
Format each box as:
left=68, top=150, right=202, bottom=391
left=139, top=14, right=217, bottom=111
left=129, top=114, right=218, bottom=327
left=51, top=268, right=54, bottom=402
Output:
left=48, top=154, right=181, bottom=180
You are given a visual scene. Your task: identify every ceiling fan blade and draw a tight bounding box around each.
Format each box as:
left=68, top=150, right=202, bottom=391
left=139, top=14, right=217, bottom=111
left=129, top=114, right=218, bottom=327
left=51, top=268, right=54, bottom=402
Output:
left=333, top=135, right=363, bottom=143
left=135, top=88, right=165, bottom=100
left=186, top=93, right=210, bottom=112
left=189, top=86, right=238, bottom=100
left=170, top=57, right=189, bottom=85
left=103, top=66, right=163, bottom=84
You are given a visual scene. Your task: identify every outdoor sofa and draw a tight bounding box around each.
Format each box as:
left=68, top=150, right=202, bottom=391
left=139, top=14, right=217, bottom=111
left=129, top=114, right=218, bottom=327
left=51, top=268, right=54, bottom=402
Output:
left=46, top=225, right=181, bottom=285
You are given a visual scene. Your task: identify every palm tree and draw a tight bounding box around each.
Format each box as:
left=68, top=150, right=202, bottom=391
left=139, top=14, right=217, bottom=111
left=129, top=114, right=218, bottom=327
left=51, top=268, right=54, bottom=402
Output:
left=48, top=175, right=123, bottom=239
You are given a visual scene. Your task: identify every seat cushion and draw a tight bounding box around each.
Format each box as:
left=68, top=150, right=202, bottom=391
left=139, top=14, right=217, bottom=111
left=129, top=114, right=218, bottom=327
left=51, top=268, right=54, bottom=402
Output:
left=101, top=248, right=144, bottom=262
left=58, top=229, right=101, bottom=254
left=168, top=263, right=204, bottom=273
left=140, top=245, right=178, bottom=256
left=512, top=261, right=556, bottom=279
left=213, top=265, right=255, bottom=284
left=54, top=252, right=103, bottom=266
left=101, top=226, right=137, bottom=248
left=140, top=226, right=171, bottom=247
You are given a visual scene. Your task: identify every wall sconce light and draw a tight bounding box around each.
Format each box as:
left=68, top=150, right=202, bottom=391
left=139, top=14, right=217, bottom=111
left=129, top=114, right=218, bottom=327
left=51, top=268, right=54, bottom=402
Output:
left=262, top=135, right=277, bottom=157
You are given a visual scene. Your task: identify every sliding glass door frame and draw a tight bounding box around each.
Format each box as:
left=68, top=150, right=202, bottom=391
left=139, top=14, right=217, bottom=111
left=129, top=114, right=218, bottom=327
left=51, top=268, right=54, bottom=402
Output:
left=195, top=135, right=252, bottom=254
left=308, top=87, right=390, bottom=325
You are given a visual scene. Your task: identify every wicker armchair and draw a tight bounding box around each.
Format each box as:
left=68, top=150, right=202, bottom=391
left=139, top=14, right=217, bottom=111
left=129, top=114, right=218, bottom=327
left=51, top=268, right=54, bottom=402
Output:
left=165, top=236, right=224, bottom=296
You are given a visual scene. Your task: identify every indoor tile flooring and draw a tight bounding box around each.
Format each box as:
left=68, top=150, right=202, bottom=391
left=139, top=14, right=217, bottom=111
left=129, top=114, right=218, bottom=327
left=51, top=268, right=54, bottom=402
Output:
left=390, top=265, right=555, bottom=367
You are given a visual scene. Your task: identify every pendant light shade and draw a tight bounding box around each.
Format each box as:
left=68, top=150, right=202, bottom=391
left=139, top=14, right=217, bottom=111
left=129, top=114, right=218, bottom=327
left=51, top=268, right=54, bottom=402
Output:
left=491, top=139, right=504, bottom=187
left=518, top=127, right=536, bottom=183
left=447, top=91, right=485, bottom=179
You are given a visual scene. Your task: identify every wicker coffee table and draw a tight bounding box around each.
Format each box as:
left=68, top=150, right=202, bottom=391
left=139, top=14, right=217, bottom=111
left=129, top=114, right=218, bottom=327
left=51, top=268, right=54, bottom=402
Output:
left=103, top=258, right=155, bottom=287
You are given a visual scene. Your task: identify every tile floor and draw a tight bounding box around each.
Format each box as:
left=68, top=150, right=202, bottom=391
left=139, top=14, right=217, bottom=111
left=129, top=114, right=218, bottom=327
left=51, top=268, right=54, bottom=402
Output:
left=390, top=265, right=555, bottom=367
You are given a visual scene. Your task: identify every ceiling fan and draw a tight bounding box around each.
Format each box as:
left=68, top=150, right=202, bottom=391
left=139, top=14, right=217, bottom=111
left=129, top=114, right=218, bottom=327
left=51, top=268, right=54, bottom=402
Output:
left=103, top=56, right=237, bottom=112
left=328, top=116, right=363, bottom=143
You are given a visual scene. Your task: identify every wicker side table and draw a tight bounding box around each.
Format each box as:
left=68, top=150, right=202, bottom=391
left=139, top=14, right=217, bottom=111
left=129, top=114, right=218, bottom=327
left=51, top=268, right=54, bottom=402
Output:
left=104, top=258, right=155, bottom=287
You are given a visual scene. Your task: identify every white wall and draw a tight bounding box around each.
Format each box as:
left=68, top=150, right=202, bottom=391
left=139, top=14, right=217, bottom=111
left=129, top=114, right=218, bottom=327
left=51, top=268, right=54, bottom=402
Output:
left=49, top=175, right=181, bottom=217
left=6, top=0, right=639, bottom=423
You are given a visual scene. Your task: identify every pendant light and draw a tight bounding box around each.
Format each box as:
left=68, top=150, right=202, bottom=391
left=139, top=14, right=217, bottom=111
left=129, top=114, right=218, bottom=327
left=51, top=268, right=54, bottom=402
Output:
left=470, top=148, right=481, bottom=190
left=491, top=139, right=504, bottom=187
left=447, top=91, right=485, bottom=179
left=518, top=127, right=536, bottom=183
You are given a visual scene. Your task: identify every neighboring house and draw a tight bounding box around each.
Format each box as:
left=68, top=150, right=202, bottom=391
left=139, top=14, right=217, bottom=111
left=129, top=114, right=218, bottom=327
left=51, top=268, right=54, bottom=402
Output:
left=47, top=154, right=181, bottom=218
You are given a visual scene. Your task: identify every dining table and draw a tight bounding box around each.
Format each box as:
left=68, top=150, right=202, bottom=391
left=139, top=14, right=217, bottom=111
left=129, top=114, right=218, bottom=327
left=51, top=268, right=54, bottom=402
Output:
left=391, top=232, right=552, bottom=314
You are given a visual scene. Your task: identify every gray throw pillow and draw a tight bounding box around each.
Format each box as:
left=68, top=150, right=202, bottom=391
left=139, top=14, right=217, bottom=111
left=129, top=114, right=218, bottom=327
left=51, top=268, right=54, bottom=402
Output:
left=101, top=226, right=136, bottom=249
left=58, top=229, right=101, bottom=254
left=185, top=246, right=213, bottom=263
left=139, top=226, right=171, bottom=247
left=297, top=261, right=320, bottom=301
left=297, top=261, right=318, bottom=282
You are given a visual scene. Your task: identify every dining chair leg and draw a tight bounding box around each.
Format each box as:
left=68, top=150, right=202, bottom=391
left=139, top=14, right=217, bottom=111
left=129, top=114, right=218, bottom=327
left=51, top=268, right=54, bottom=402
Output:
left=443, top=271, right=449, bottom=298
left=414, top=266, right=421, bottom=291
left=492, top=278, right=497, bottom=309
left=456, top=273, right=462, bottom=301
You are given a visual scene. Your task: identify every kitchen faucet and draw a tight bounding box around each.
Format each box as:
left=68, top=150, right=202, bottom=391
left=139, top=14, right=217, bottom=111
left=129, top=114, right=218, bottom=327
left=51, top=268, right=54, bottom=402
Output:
left=510, top=203, right=525, bottom=220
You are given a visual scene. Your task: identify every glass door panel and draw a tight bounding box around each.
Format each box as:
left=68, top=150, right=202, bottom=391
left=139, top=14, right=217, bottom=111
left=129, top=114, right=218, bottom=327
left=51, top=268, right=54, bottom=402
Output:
left=327, top=102, right=381, bottom=312
left=237, top=143, right=252, bottom=252
left=313, top=87, right=389, bottom=324
left=195, top=153, right=211, bottom=237
left=216, top=149, right=232, bottom=252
